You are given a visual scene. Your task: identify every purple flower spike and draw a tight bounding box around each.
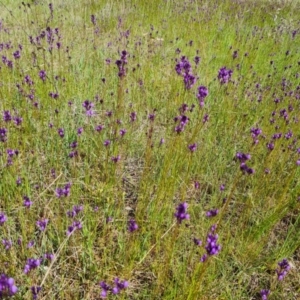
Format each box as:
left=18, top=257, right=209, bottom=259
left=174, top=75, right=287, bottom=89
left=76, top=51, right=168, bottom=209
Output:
left=197, top=86, right=208, bottom=101
left=36, top=219, right=49, bottom=231
left=23, top=196, right=33, bottom=208
left=99, top=281, right=111, bottom=298
left=193, top=238, right=202, bottom=246
left=39, top=70, right=46, bottom=81
left=116, top=50, right=128, bottom=78
left=276, top=259, right=290, bottom=281
left=2, top=239, right=12, bottom=250
left=218, top=66, right=233, bottom=84
left=0, top=128, right=8, bottom=142
left=175, top=202, right=190, bottom=224
left=112, top=278, right=129, bottom=294
left=3, top=110, right=12, bottom=122
left=24, top=258, right=41, bottom=274
left=260, top=289, right=270, bottom=300
left=128, top=219, right=138, bottom=232
left=0, top=274, right=18, bottom=296
left=206, top=209, right=219, bottom=218
left=31, top=286, right=42, bottom=300
left=56, top=182, right=71, bottom=198
left=205, top=232, right=221, bottom=256
left=0, top=212, right=7, bottom=225
left=188, top=143, right=197, bottom=152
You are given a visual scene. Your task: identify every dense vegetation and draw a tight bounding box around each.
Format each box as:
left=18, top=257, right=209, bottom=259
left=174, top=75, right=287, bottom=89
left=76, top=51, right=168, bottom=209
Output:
left=0, top=0, right=300, bottom=299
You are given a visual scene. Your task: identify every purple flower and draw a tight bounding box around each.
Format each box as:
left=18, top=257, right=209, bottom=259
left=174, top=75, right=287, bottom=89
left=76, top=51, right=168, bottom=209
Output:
left=67, top=205, right=83, bottom=218
left=194, top=181, right=200, bottom=189
left=39, top=70, right=46, bottom=81
left=128, top=219, right=138, bottom=232
left=23, top=196, right=33, bottom=208
left=91, top=15, right=96, bottom=26
left=2, top=239, right=12, bottom=250
left=55, top=182, right=71, bottom=198
left=112, top=278, right=129, bottom=294
left=3, top=110, right=11, bottom=122
left=66, top=221, right=82, bottom=236
left=0, top=274, right=18, bottom=296
left=183, top=73, right=197, bottom=90
left=206, top=209, right=219, bottom=218
left=13, top=116, right=23, bottom=126
left=188, top=143, right=197, bottom=152
left=240, top=162, right=255, bottom=175
left=43, top=253, right=54, bottom=261
left=175, top=56, right=197, bottom=89
left=13, top=50, right=21, bottom=59
left=99, top=281, right=111, bottom=298
left=49, top=92, right=59, bottom=99
left=204, top=231, right=221, bottom=257
left=104, top=140, right=111, bottom=147
left=0, top=128, right=7, bottom=142
left=58, top=128, right=64, bottom=138
left=236, top=152, right=251, bottom=163
left=148, top=113, right=155, bottom=121
left=116, top=50, right=128, bottom=78
left=130, top=112, right=137, bottom=122
left=95, top=124, right=104, bottom=132
left=27, top=241, right=35, bottom=248
left=36, top=219, right=49, bottom=231
left=193, top=238, right=202, bottom=246
left=82, top=100, right=94, bottom=111
left=218, top=66, right=233, bottom=84
left=31, top=286, right=42, bottom=300
left=77, top=127, right=83, bottom=135
left=24, top=258, right=41, bottom=274
left=194, top=56, right=201, bottom=65
left=0, top=213, right=7, bottom=225
left=111, top=155, right=121, bottom=163
left=174, top=202, right=190, bottom=224
left=260, top=289, right=270, bottom=300
left=267, top=143, right=274, bottom=151
left=120, top=129, right=127, bottom=136
left=276, top=259, right=290, bottom=281
left=250, top=127, right=262, bottom=140
left=197, top=86, right=208, bottom=101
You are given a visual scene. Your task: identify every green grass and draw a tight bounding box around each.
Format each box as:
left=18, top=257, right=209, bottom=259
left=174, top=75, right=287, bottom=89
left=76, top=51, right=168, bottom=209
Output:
left=0, top=0, right=299, bottom=299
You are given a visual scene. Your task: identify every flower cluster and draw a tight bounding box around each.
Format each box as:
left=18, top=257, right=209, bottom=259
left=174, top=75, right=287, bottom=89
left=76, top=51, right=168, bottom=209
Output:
left=66, top=221, right=82, bottom=236
left=276, top=258, right=290, bottom=281
left=36, top=218, right=49, bottom=231
left=0, top=274, right=18, bottom=297
left=174, top=114, right=189, bottom=133
left=128, top=219, right=138, bottom=232
left=196, top=85, right=208, bottom=107
left=82, top=100, right=95, bottom=117
left=0, top=212, right=7, bottom=225
left=99, top=278, right=129, bottom=298
left=250, top=127, right=262, bottom=144
left=67, top=205, right=83, bottom=218
left=0, top=128, right=7, bottom=142
left=24, top=258, right=42, bottom=274
left=115, top=50, right=128, bottom=78
left=236, top=152, right=254, bottom=174
left=55, top=182, right=71, bottom=198
left=175, top=56, right=197, bottom=90
left=201, top=225, right=221, bottom=262
left=218, top=66, right=233, bottom=84
left=260, top=289, right=270, bottom=300
left=174, top=202, right=190, bottom=224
